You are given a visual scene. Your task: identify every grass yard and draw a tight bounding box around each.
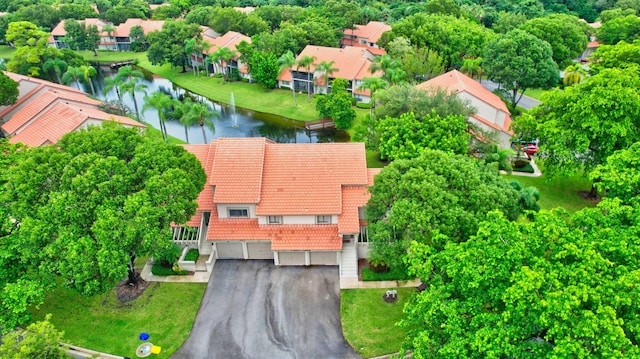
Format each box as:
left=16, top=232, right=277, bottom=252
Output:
left=341, top=287, right=415, bottom=358
left=523, top=88, right=549, bottom=100
left=30, top=282, right=206, bottom=359
left=504, top=170, right=596, bottom=212
left=0, top=45, right=15, bottom=60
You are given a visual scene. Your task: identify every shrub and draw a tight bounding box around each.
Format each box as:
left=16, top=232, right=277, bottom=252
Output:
left=184, top=248, right=199, bottom=262
left=280, top=86, right=291, bottom=90
left=155, top=243, right=182, bottom=267
left=151, top=262, right=176, bottom=275
left=362, top=266, right=414, bottom=281
left=512, top=160, right=535, bottom=173
left=356, top=102, right=371, bottom=109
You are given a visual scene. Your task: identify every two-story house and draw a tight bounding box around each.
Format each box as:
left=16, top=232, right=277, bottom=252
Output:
left=172, top=138, right=379, bottom=285
left=277, top=45, right=382, bottom=103
left=197, top=30, right=251, bottom=80
left=417, top=70, right=514, bottom=148
left=341, top=21, right=391, bottom=55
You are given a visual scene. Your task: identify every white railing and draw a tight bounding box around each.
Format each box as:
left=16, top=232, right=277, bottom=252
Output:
left=172, top=226, right=200, bottom=245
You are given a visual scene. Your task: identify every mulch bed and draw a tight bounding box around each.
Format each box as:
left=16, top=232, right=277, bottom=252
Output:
left=116, top=270, right=149, bottom=302
left=358, top=258, right=370, bottom=281
left=577, top=191, right=602, bottom=203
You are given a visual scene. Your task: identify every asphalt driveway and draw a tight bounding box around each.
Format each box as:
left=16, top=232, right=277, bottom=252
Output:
left=171, top=260, right=360, bottom=359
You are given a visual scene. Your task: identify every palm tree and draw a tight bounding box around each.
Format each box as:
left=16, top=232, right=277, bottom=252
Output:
left=370, top=54, right=403, bottom=84
left=142, top=92, right=172, bottom=141
left=184, top=102, right=219, bottom=144
left=315, top=60, right=338, bottom=94
left=43, top=58, right=67, bottom=84
left=212, top=47, right=237, bottom=84
left=563, top=64, right=586, bottom=86
left=184, top=38, right=199, bottom=76
left=61, top=66, right=84, bottom=90
left=204, top=54, right=213, bottom=77
left=460, top=57, right=483, bottom=81
left=278, top=51, right=298, bottom=107
left=171, top=98, right=194, bottom=143
left=103, top=65, right=144, bottom=102
left=79, top=65, right=97, bottom=94
left=358, top=77, right=389, bottom=117
left=296, top=54, right=316, bottom=103
left=120, top=78, right=148, bottom=121
left=103, top=76, right=122, bottom=100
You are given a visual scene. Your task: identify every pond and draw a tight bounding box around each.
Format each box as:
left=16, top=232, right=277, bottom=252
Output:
left=89, top=67, right=348, bottom=144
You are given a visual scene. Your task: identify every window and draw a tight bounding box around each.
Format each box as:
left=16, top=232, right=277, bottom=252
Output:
left=228, top=208, right=249, bottom=218
left=316, top=215, right=331, bottom=224
left=268, top=216, right=282, bottom=224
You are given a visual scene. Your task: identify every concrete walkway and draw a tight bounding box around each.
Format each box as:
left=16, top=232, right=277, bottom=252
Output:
left=140, top=259, right=212, bottom=283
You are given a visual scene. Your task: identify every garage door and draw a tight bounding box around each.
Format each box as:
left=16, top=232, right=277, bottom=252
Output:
left=247, top=241, right=273, bottom=259
left=310, top=251, right=338, bottom=265
left=278, top=251, right=306, bottom=265
left=216, top=241, right=244, bottom=259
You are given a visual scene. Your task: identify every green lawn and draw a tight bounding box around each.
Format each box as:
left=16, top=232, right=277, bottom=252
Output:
left=504, top=171, right=596, bottom=212
left=523, top=88, right=548, bottom=100
left=341, top=287, right=415, bottom=358
left=30, top=282, right=206, bottom=359
left=0, top=45, right=15, bottom=60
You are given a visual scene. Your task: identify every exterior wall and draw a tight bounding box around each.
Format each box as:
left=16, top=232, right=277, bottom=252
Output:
left=309, top=251, right=338, bottom=265
left=257, top=214, right=338, bottom=225
left=469, top=118, right=512, bottom=148
left=459, top=92, right=506, bottom=129
left=216, top=204, right=257, bottom=218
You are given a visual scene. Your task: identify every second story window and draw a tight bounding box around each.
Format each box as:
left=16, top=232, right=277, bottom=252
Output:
left=316, top=215, right=331, bottom=224
left=268, top=216, right=282, bottom=224
left=228, top=208, right=249, bottom=218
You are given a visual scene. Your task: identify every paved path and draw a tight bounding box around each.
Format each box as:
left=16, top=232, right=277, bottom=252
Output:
left=480, top=80, right=541, bottom=110
left=171, top=260, right=360, bottom=359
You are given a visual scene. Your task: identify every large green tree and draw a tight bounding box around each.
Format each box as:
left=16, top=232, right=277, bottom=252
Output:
left=590, top=142, right=640, bottom=205
left=402, top=201, right=640, bottom=358
left=6, top=21, right=60, bottom=77
left=377, top=111, right=470, bottom=160
left=0, top=315, right=67, bottom=357
left=520, top=14, right=590, bottom=68
left=0, top=72, right=18, bottom=106
left=483, top=29, right=559, bottom=109
left=248, top=51, right=279, bottom=89
left=315, top=78, right=356, bottom=130
left=366, top=150, right=522, bottom=268
left=597, top=15, right=640, bottom=44
left=588, top=40, right=640, bottom=74
left=0, top=124, right=206, bottom=328
left=147, top=20, right=202, bottom=73
left=515, top=68, right=640, bottom=194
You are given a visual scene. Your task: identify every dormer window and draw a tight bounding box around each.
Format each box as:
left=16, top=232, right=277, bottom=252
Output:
left=268, top=216, right=282, bottom=224
left=228, top=208, right=249, bottom=218
left=316, top=215, right=331, bottom=224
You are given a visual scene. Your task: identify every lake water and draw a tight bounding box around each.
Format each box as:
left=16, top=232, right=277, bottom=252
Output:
left=90, top=70, right=347, bottom=144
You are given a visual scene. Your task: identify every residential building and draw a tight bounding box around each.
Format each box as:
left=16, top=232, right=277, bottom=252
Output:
left=172, top=138, right=379, bottom=285
left=277, top=45, right=382, bottom=103
left=0, top=72, right=145, bottom=147
left=341, top=21, right=391, bottom=55
left=417, top=70, right=513, bottom=147
left=49, top=18, right=164, bottom=52
left=580, top=21, right=601, bottom=62
left=196, top=30, right=251, bottom=80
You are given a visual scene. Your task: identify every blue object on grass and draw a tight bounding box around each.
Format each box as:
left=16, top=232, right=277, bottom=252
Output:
left=139, top=332, right=150, bottom=341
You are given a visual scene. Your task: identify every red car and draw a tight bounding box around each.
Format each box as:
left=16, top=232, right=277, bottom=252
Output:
left=523, top=143, right=538, bottom=155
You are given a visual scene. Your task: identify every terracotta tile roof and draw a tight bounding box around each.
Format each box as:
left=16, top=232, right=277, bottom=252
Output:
left=257, top=142, right=367, bottom=215
left=344, top=21, right=391, bottom=44
left=417, top=70, right=512, bottom=133
left=181, top=144, right=216, bottom=219
left=280, top=46, right=377, bottom=83
left=51, top=18, right=110, bottom=37
left=185, top=212, right=202, bottom=227
left=338, top=186, right=369, bottom=234
left=210, top=138, right=267, bottom=203
left=270, top=225, right=342, bottom=251
left=588, top=41, right=599, bottom=48
left=8, top=103, right=144, bottom=147
left=115, top=19, right=164, bottom=37
left=367, top=168, right=381, bottom=186
left=203, top=31, right=250, bottom=55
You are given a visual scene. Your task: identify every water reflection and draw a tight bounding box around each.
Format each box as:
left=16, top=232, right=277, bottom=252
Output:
left=89, top=67, right=348, bottom=144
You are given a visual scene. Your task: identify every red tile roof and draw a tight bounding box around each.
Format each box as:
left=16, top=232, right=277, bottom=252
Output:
left=203, top=31, right=250, bottom=55
left=115, top=19, right=164, bottom=37
left=338, top=186, right=369, bottom=234
left=278, top=46, right=377, bottom=82
left=210, top=138, right=267, bottom=204
left=417, top=70, right=512, bottom=134
left=51, top=18, right=110, bottom=37
left=270, top=225, right=342, bottom=251
left=344, top=21, right=391, bottom=44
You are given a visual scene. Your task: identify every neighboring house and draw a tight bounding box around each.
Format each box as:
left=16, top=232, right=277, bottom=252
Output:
left=0, top=72, right=145, bottom=147
left=49, top=18, right=115, bottom=51
left=417, top=70, right=513, bottom=147
left=49, top=18, right=164, bottom=52
left=277, top=45, right=382, bottom=103
left=172, top=137, right=379, bottom=286
left=196, top=30, right=251, bottom=80
left=580, top=21, right=601, bottom=62
left=341, top=21, right=390, bottom=55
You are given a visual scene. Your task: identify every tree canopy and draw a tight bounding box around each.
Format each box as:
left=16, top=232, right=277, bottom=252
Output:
left=520, top=14, right=589, bottom=68
left=366, top=150, right=522, bottom=268
left=315, top=78, right=356, bottom=130
left=483, top=29, right=559, bottom=108
left=590, top=142, right=640, bottom=205
left=0, top=124, right=206, bottom=330
left=147, top=20, right=202, bottom=72
left=515, top=68, right=640, bottom=181
left=0, top=71, right=18, bottom=106
left=402, top=201, right=640, bottom=358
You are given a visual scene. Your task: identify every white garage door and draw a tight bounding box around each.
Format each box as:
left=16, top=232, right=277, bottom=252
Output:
left=247, top=241, right=273, bottom=259
left=310, top=251, right=338, bottom=265
left=278, top=251, right=306, bottom=265
left=216, top=241, right=244, bottom=259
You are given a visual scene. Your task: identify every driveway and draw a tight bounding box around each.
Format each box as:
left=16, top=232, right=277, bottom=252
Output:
left=171, top=260, right=360, bottom=359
